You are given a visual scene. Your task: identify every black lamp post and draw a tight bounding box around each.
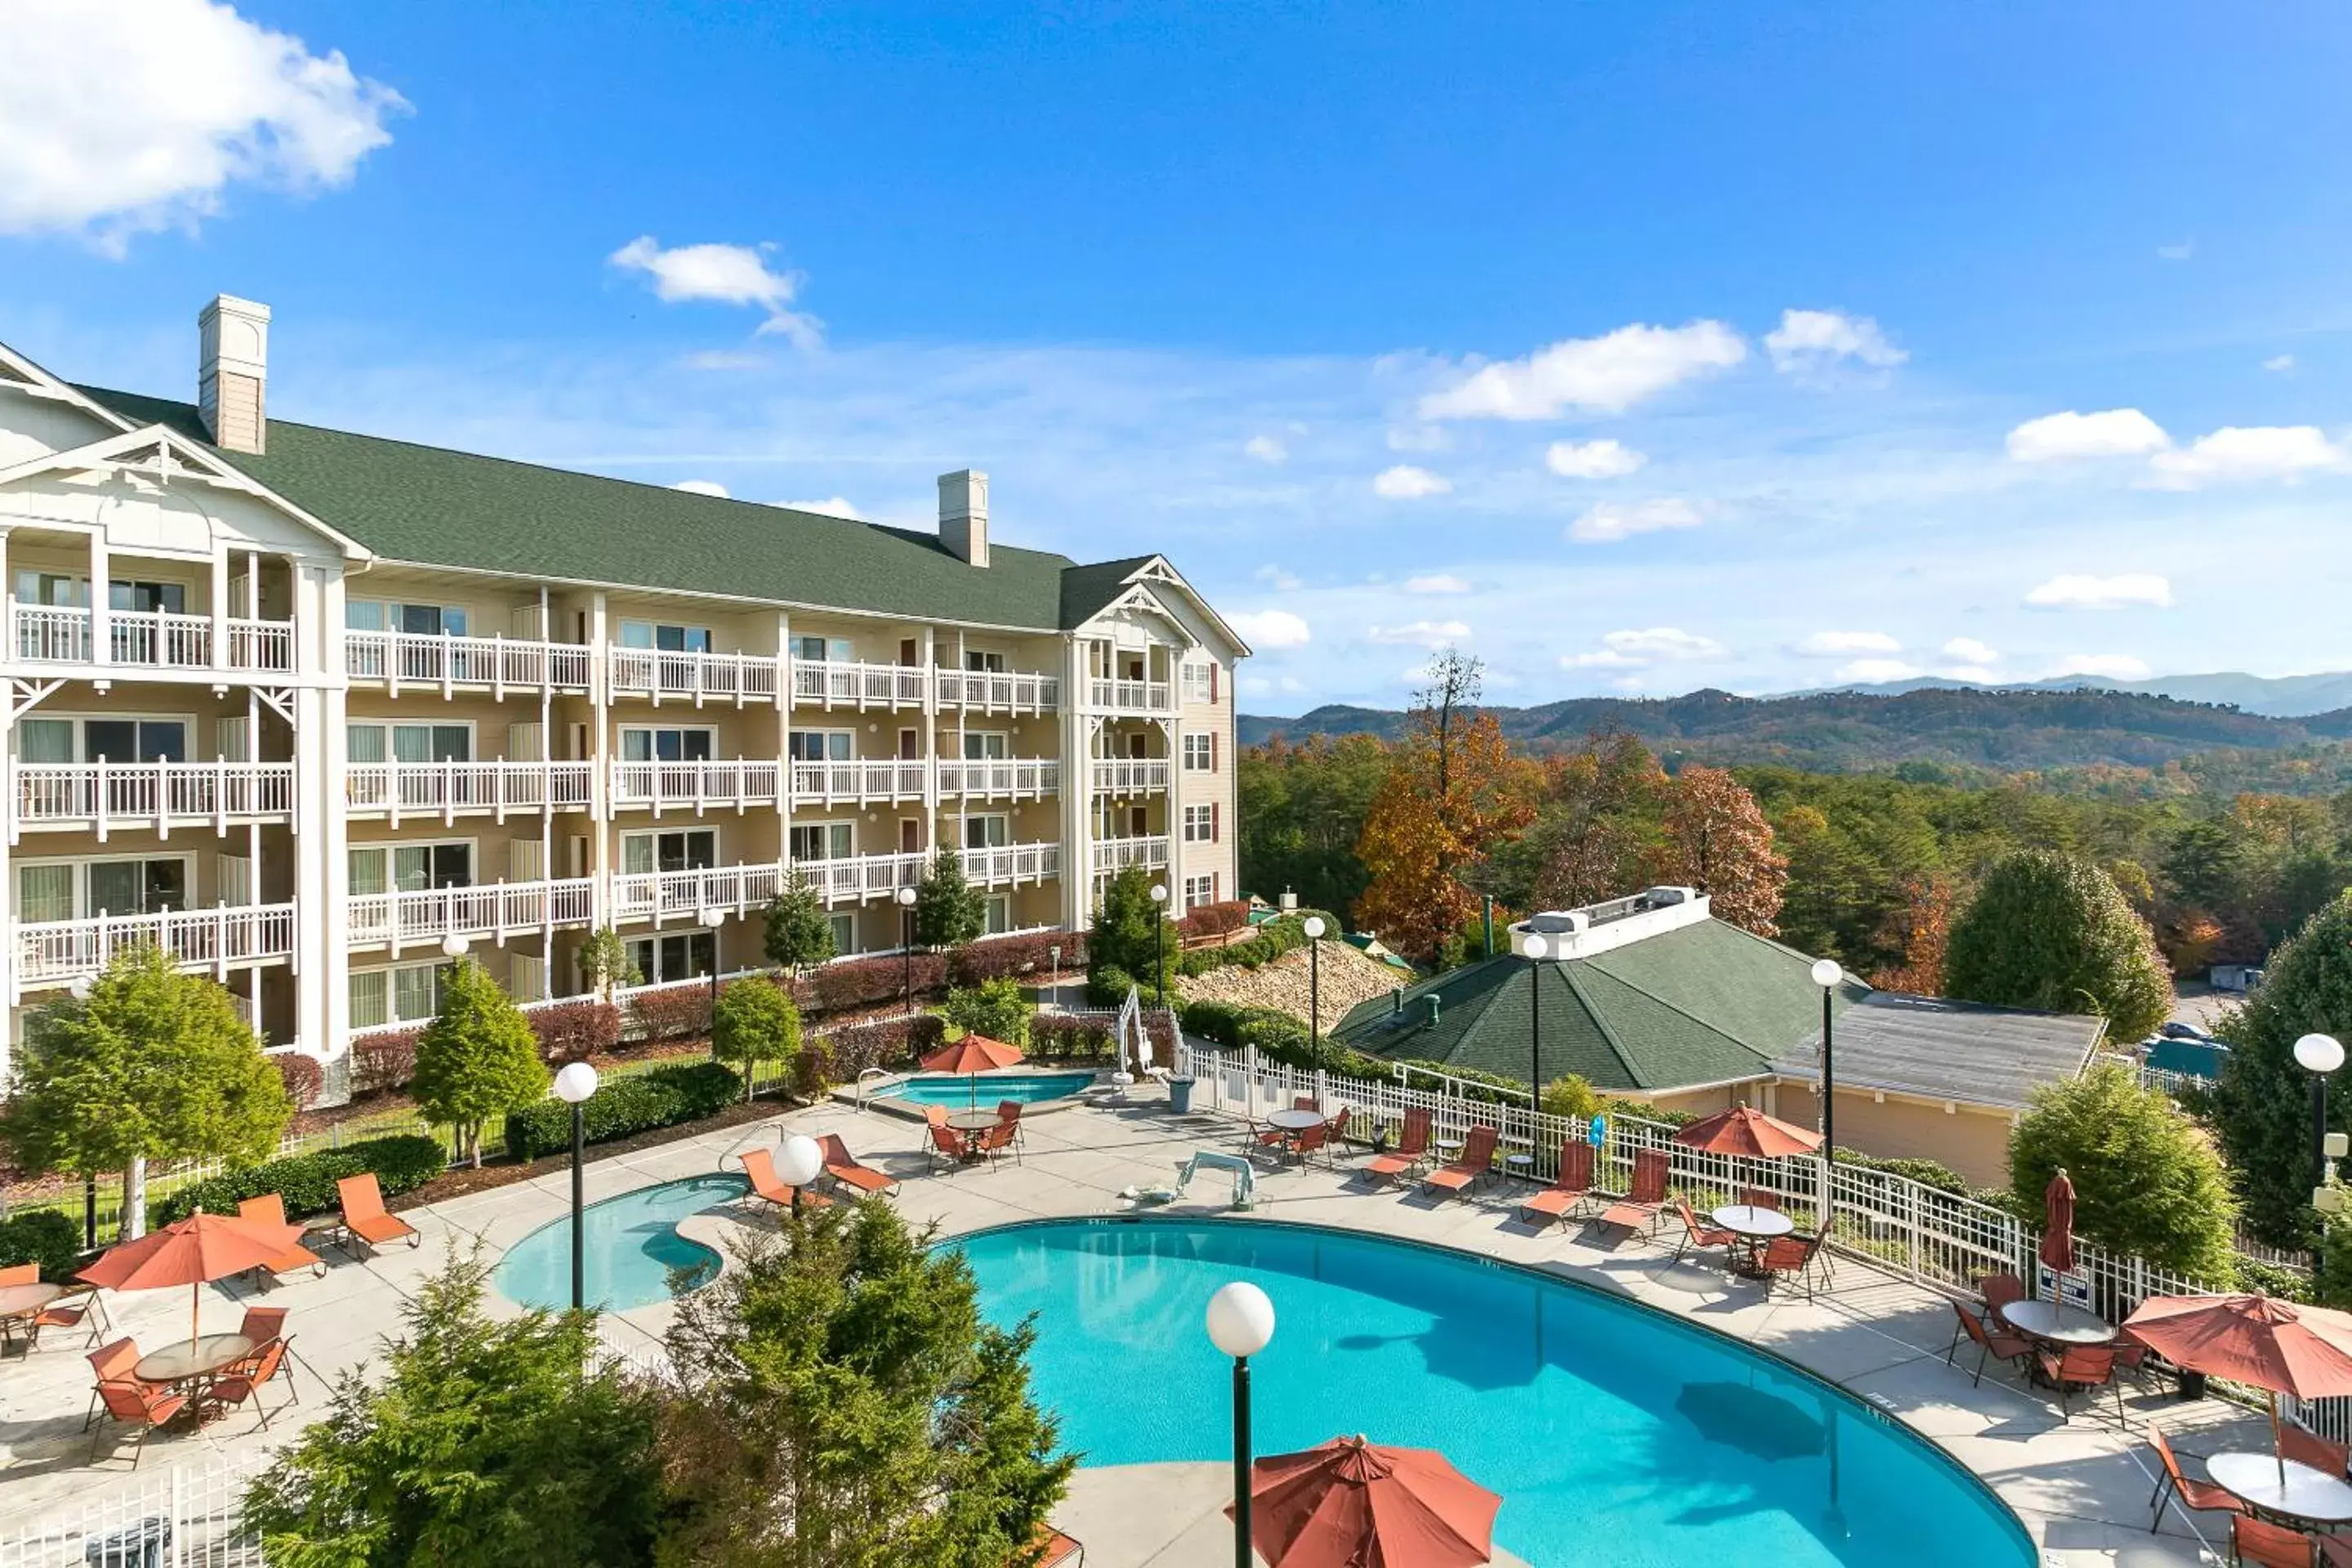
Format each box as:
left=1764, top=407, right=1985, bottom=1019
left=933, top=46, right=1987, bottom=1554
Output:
left=1811, top=959, right=1842, bottom=1174
left=1150, top=882, right=1169, bottom=996
left=552, top=1062, right=599, bottom=1310
left=1525, top=933, right=1548, bottom=1101
left=896, top=884, right=918, bottom=1013
left=2296, top=1032, right=2344, bottom=1277
left=1304, top=915, right=1327, bottom=1049
left=1206, top=1282, right=1276, bottom=1568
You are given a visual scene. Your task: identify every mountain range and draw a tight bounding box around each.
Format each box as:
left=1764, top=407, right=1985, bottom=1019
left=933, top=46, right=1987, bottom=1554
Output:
left=1775, top=670, right=2352, bottom=719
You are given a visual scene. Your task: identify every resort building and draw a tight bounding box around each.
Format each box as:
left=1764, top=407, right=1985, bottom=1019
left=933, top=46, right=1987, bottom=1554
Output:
left=0, top=296, right=1246, bottom=1084
left=1330, top=887, right=2105, bottom=1185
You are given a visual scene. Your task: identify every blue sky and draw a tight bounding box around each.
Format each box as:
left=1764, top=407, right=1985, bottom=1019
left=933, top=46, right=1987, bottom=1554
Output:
left=5, top=2, right=2350, bottom=711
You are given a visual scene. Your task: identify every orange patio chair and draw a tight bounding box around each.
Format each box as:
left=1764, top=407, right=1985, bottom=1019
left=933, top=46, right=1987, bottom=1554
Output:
left=1673, top=1199, right=1738, bottom=1266
left=926, top=1120, right=974, bottom=1172
left=977, top=1119, right=1020, bottom=1168
left=2320, top=1535, right=2352, bottom=1568
left=1978, top=1272, right=2026, bottom=1316
left=1364, top=1109, right=1432, bottom=1184
left=82, top=1339, right=144, bottom=1432
left=28, top=1281, right=106, bottom=1351
left=742, top=1147, right=831, bottom=1210
left=335, top=1174, right=419, bottom=1258
left=1738, top=1187, right=1782, bottom=1211
left=817, top=1134, right=898, bottom=1197
left=87, top=1369, right=185, bottom=1468
left=2233, top=1514, right=2316, bottom=1568
left=239, top=1194, right=327, bottom=1283
left=996, top=1100, right=1028, bottom=1148
left=1597, top=1147, right=1672, bottom=1236
left=211, top=1334, right=299, bottom=1430
left=1521, top=1141, right=1595, bottom=1227
left=2279, top=1422, right=2350, bottom=1478
left=1759, top=1232, right=1825, bottom=1300
left=2038, top=1343, right=2125, bottom=1423
left=1285, top=1120, right=1333, bottom=1170
left=239, top=1305, right=289, bottom=1348
left=1945, top=1302, right=2034, bottom=1388
left=1422, top=1125, right=1499, bottom=1200
left=2147, top=1427, right=2248, bottom=1533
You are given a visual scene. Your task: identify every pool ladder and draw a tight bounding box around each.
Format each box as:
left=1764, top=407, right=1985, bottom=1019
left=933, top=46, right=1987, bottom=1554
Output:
left=854, top=1066, right=893, bottom=1111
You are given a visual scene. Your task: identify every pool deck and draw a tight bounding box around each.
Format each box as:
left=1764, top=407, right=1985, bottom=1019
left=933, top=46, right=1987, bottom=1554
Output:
left=0, top=1089, right=2270, bottom=1565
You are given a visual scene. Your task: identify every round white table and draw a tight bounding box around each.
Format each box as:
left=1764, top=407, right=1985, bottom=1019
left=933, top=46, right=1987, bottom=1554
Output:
left=1998, top=1299, right=2116, bottom=1346
left=2207, top=1451, right=2352, bottom=1525
left=1265, top=1109, right=1325, bottom=1132
left=1711, top=1205, right=1795, bottom=1276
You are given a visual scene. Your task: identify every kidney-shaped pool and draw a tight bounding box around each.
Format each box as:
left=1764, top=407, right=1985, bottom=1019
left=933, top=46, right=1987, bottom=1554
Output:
left=954, top=1217, right=2033, bottom=1568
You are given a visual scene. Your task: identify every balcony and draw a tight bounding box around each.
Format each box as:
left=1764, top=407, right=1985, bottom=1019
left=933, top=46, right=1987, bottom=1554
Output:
left=16, top=902, right=297, bottom=991
left=608, top=648, right=779, bottom=707
left=789, top=760, right=925, bottom=806
left=1091, top=759, right=1169, bottom=795
left=1088, top=678, right=1173, bottom=715
left=613, top=851, right=933, bottom=920
left=347, top=762, right=593, bottom=825
left=936, top=668, right=1059, bottom=714
left=345, top=630, right=592, bottom=697
left=791, top=660, right=927, bottom=710
left=1092, top=835, right=1170, bottom=872
left=12, top=761, right=295, bottom=840
left=611, top=760, right=782, bottom=813
left=937, top=759, right=1060, bottom=800
left=962, top=841, right=1061, bottom=889
left=347, top=878, right=595, bottom=952
left=12, top=606, right=292, bottom=675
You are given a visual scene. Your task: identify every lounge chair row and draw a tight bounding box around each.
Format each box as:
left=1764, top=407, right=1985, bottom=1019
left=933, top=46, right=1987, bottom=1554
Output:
left=740, top=1134, right=901, bottom=1211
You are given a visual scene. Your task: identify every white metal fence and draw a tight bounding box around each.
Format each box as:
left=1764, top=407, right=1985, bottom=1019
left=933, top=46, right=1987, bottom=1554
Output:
left=0, top=1454, right=264, bottom=1566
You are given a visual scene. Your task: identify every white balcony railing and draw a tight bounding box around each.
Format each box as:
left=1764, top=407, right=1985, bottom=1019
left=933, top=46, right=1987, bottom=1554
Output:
left=345, top=631, right=592, bottom=696
left=1090, top=759, right=1169, bottom=794
left=346, top=762, right=593, bottom=824
left=13, top=762, right=296, bottom=840
left=16, top=902, right=297, bottom=990
left=608, top=648, right=779, bottom=706
left=611, top=760, right=782, bottom=812
left=1092, top=835, right=1170, bottom=872
left=790, top=660, right=928, bottom=710
left=346, top=878, right=596, bottom=951
left=614, top=851, right=938, bottom=920
left=1087, top=678, right=1173, bottom=714
left=788, top=760, right=926, bottom=805
left=962, top=841, right=1061, bottom=888
left=937, top=759, right=1060, bottom=799
left=936, top=668, right=1060, bottom=713
left=11, top=606, right=292, bottom=673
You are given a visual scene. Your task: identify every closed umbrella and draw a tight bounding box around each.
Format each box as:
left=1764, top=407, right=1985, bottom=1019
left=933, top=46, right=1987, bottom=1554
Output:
left=920, top=1033, right=1026, bottom=1111
left=1229, top=1434, right=1502, bottom=1568
left=79, top=1210, right=308, bottom=1348
left=2038, top=1168, right=2077, bottom=1277
left=2123, top=1294, right=2352, bottom=1485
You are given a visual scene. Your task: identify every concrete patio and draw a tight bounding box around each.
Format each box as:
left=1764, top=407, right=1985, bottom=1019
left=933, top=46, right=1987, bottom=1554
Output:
left=0, top=1085, right=2275, bottom=1565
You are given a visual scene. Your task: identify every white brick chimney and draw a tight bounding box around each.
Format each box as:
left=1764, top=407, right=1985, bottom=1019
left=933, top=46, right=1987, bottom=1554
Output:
left=198, top=294, right=270, bottom=454
left=938, top=469, right=989, bottom=568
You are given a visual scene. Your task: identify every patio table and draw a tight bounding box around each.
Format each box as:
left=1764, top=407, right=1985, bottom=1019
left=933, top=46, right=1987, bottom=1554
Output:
left=2207, top=1451, right=2352, bottom=1527
left=0, top=1281, right=63, bottom=1354
left=946, top=1111, right=1003, bottom=1135
left=1998, top=1299, right=2116, bottom=1347
left=134, top=1334, right=252, bottom=1427
left=1264, top=1109, right=1324, bottom=1132
left=1710, top=1205, right=1793, bottom=1276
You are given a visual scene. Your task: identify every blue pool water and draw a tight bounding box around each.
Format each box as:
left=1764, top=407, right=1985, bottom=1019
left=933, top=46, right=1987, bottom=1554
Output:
left=956, top=1218, right=2034, bottom=1568
left=880, top=1070, right=1096, bottom=1107
left=494, top=1173, right=745, bottom=1312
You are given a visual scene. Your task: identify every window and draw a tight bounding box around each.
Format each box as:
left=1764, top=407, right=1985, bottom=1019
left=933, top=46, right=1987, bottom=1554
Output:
left=621, top=727, right=715, bottom=763
left=626, top=929, right=717, bottom=983
left=1183, top=804, right=1218, bottom=844
left=619, top=621, right=713, bottom=653
left=17, top=858, right=191, bottom=920
left=1185, top=874, right=1218, bottom=910
left=790, top=822, right=854, bottom=861
left=347, top=600, right=470, bottom=636
left=11, top=575, right=189, bottom=613
left=1182, top=661, right=1217, bottom=704
left=19, top=716, right=189, bottom=764
left=984, top=894, right=1011, bottom=935
left=349, top=842, right=474, bottom=896
left=112, top=581, right=188, bottom=615
left=962, top=732, right=1009, bottom=760
left=787, top=730, right=853, bottom=761
left=963, top=814, right=1009, bottom=849
left=1183, top=733, right=1215, bottom=772
left=964, top=649, right=1007, bottom=672
left=350, top=961, right=446, bottom=1029
left=16, top=572, right=87, bottom=608
left=827, top=913, right=857, bottom=955
left=622, top=829, right=717, bottom=875
left=348, top=723, right=471, bottom=764
left=794, top=635, right=853, bottom=662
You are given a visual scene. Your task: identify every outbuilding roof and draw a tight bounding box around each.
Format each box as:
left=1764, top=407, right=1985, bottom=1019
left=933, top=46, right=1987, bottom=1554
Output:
left=1770, top=991, right=2107, bottom=1111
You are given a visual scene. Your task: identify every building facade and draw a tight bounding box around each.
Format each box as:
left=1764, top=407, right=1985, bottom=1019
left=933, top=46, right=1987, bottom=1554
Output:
left=0, top=296, right=1247, bottom=1081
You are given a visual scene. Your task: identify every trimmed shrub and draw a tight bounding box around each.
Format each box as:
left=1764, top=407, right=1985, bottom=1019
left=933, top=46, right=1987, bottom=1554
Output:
left=1086, top=964, right=1141, bottom=1008
left=947, top=930, right=1085, bottom=987
left=350, top=1030, right=422, bottom=1096
left=797, top=952, right=947, bottom=1016
left=505, top=1062, right=741, bottom=1160
left=531, top=999, right=623, bottom=1064
left=1178, top=999, right=1253, bottom=1048
left=795, top=1014, right=947, bottom=1094
left=0, top=1209, right=82, bottom=1281
left=628, top=982, right=712, bottom=1043
left=274, top=1053, right=327, bottom=1113
left=1027, top=1013, right=1115, bottom=1062
left=711, top=978, right=802, bottom=1101
left=942, top=977, right=1034, bottom=1046
left=154, top=1134, right=448, bottom=1227
left=1832, top=1149, right=1972, bottom=1197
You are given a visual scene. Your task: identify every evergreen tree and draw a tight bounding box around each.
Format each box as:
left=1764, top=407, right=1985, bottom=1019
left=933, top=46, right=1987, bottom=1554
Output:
left=761, top=869, right=837, bottom=976
left=411, top=959, right=549, bottom=1167
left=914, top=845, right=987, bottom=951
left=1, top=945, right=291, bottom=1239
left=1088, top=865, right=1176, bottom=999
left=943, top=977, right=1034, bottom=1046
left=1944, top=850, right=2173, bottom=1040
left=577, top=926, right=639, bottom=1001
left=2008, top=1061, right=2238, bottom=1281
left=711, top=979, right=802, bottom=1102
left=2214, top=889, right=2352, bottom=1246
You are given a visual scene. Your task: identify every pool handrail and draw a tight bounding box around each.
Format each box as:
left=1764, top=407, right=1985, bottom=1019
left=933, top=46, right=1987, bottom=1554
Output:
left=854, top=1066, right=894, bottom=1111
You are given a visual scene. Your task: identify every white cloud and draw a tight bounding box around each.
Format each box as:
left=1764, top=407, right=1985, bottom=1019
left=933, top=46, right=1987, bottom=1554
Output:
left=2006, top=408, right=2172, bottom=462
left=1254, top=564, right=1303, bottom=591
left=1244, top=434, right=1288, bottom=465
left=1229, top=609, right=1312, bottom=649
left=2055, top=653, right=2154, bottom=681
left=2025, top=573, right=2175, bottom=611
left=670, top=479, right=731, bottom=498
left=1764, top=310, right=1907, bottom=373
left=1366, top=620, right=1472, bottom=648
left=1418, top=319, right=1747, bottom=421
left=1402, top=574, right=1472, bottom=595
left=609, top=235, right=821, bottom=348
left=1793, top=630, right=1901, bottom=657
left=774, top=496, right=862, bottom=519
left=0, top=0, right=406, bottom=252
left=1373, top=464, right=1452, bottom=500
left=1942, top=637, right=2000, bottom=666
left=2264, top=354, right=2296, bottom=373
left=2157, top=241, right=2194, bottom=262
left=2148, top=425, right=2345, bottom=488
left=1833, top=658, right=1923, bottom=684
left=1566, top=497, right=1706, bottom=544
left=1544, top=439, right=1646, bottom=479
left=1561, top=627, right=1726, bottom=668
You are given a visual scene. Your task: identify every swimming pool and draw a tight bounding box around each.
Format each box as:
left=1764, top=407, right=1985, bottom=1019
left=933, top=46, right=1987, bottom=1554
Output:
left=956, top=1218, right=2033, bottom=1568
left=879, top=1070, right=1097, bottom=1107
left=494, top=1173, right=745, bottom=1312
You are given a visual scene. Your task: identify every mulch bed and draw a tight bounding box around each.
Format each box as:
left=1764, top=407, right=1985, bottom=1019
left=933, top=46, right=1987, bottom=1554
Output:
left=386, top=1095, right=795, bottom=1210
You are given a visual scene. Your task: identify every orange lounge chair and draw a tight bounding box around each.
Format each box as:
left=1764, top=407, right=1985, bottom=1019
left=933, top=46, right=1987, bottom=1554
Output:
left=1520, top=1141, right=1595, bottom=1227
left=335, top=1174, right=419, bottom=1258
left=1364, top=1109, right=1432, bottom=1184
left=817, top=1134, right=898, bottom=1196
left=1027, top=1524, right=1086, bottom=1566
left=239, top=1195, right=327, bottom=1283
left=2233, top=1515, right=2315, bottom=1568
left=742, top=1147, right=831, bottom=1210
left=1597, top=1147, right=1671, bottom=1235
left=2147, top=1427, right=2247, bottom=1533
left=1422, top=1125, right=1499, bottom=1200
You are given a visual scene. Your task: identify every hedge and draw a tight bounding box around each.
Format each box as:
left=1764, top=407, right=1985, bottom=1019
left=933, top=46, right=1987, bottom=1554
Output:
left=947, top=930, right=1085, bottom=987
left=0, top=1209, right=82, bottom=1282
left=506, top=1062, right=741, bottom=1160
left=532, top=998, right=622, bottom=1063
left=627, top=982, right=712, bottom=1043
left=154, top=1134, right=448, bottom=1227
left=795, top=1014, right=947, bottom=1094
left=796, top=952, right=947, bottom=1016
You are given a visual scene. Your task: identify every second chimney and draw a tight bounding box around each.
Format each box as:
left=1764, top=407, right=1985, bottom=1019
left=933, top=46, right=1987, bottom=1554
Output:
left=198, top=294, right=270, bottom=455
left=938, top=469, right=989, bottom=568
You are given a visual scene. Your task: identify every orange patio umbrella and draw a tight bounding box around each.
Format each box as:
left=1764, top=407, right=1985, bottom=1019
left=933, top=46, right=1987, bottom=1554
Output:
left=2123, top=1294, right=2352, bottom=1484
left=1229, top=1434, right=1503, bottom=1568
left=920, top=1033, right=1026, bottom=1110
left=79, top=1210, right=308, bottom=1348
left=1673, top=1105, right=1823, bottom=1159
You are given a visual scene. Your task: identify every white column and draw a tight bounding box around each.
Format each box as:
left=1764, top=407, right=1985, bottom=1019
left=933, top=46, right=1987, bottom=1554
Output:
left=1059, top=633, right=1087, bottom=929
left=208, top=550, right=229, bottom=671
left=588, top=591, right=612, bottom=922
left=318, top=566, right=350, bottom=1057
left=291, top=563, right=332, bottom=1058
left=920, top=624, right=938, bottom=840
left=87, top=528, right=109, bottom=668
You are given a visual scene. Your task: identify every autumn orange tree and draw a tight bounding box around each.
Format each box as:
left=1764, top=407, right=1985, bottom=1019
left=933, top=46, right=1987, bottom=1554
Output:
left=1521, top=730, right=1673, bottom=910
left=1353, top=652, right=1537, bottom=960
left=1870, top=872, right=1954, bottom=993
left=1657, top=764, right=1787, bottom=936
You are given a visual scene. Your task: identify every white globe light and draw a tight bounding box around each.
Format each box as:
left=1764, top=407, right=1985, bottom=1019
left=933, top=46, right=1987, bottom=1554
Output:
left=776, top=1134, right=824, bottom=1189
left=67, top=976, right=93, bottom=1000
left=1205, top=1281, right=1276, bottom=1359
left=1811, top=959, right=1843, bottom=989
left=1150, top=883, right=1169, bottom=904
left=700, top=906, right=728, bottom=928
left=440, top=933, right=470, bottom=960
left=896, top=885, right=917, bottom=907
left=554, top=1062, right=599, bottom=1104
left=1523, top=934, right=1548, bottom=961
left=1303, top=916, right=1326, bottom=940
left=2296, top=1033, right=2346, bottom=1076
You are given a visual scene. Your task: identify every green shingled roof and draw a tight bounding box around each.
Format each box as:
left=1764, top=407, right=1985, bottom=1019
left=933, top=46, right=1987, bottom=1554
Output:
left=76, top=385, right=1146, bottom=632
left=1330, top=918, right=1864, bottom=1092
